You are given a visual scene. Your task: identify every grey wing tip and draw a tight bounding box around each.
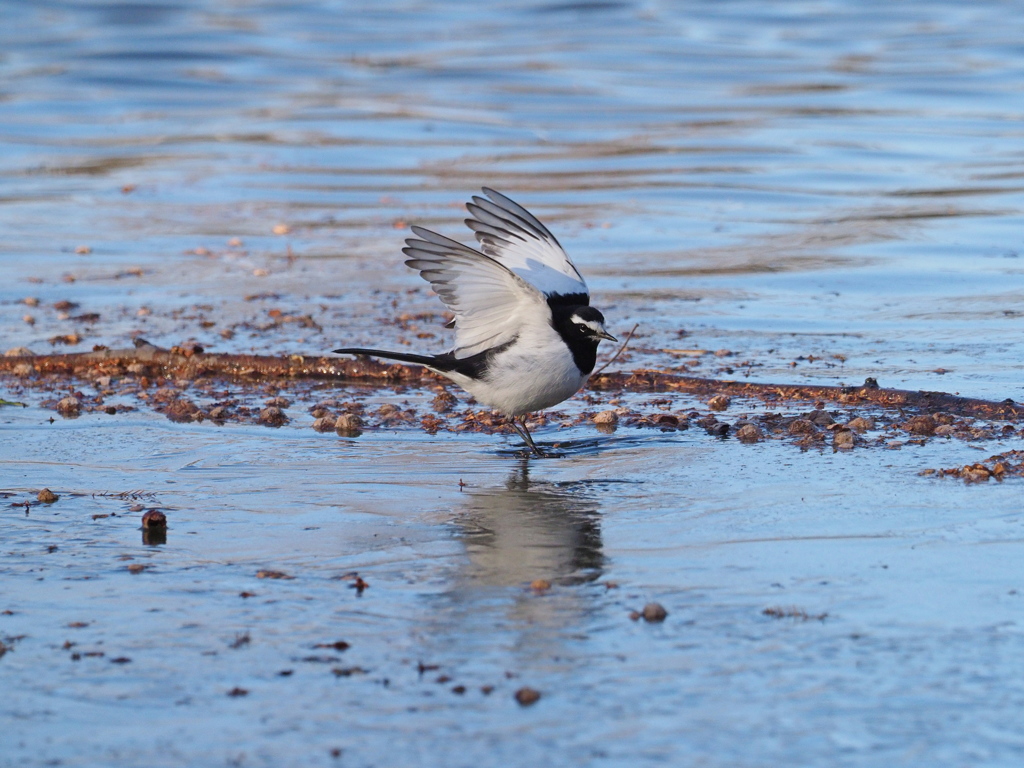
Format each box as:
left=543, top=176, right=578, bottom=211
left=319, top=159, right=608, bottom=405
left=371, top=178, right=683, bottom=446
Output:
left=405, top=225, right=432, bottom=244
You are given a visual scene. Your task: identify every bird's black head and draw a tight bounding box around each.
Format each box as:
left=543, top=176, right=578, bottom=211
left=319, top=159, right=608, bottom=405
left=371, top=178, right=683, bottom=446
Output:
left=563, top=305, right=616, bottom=344
left=550, top=301, right=616, bottom=375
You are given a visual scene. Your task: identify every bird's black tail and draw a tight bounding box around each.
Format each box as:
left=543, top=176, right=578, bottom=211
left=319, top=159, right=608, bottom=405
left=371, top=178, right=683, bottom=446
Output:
left=333, top=347, right=441, bottom=368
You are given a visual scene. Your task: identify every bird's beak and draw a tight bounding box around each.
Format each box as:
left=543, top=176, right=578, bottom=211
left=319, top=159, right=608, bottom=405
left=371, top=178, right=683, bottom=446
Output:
left=598, top=329, right=617, bottom=343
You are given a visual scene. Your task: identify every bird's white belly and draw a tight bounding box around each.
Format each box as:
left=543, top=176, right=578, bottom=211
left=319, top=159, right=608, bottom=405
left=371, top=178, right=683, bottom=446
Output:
left=445, top=335, right=588, bottom=416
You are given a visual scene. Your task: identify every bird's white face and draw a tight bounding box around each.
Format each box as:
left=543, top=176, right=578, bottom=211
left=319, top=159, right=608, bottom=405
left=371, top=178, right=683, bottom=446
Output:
left=570, top=314, right=617, bottom=343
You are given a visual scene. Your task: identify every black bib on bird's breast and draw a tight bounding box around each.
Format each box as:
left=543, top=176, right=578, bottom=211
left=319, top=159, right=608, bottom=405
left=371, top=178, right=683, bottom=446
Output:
left=548, top=295, right=602, bottom=376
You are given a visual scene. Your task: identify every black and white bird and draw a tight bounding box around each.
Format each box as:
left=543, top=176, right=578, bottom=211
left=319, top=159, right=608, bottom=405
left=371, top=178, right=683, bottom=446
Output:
left=334, top=188, right=616, bottom=455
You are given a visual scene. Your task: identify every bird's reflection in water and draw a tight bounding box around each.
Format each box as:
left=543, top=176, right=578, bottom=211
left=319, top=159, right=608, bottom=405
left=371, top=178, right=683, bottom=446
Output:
left=421, top=461, right=607, bottom=667
left=455, top=459, right=604, bottom=589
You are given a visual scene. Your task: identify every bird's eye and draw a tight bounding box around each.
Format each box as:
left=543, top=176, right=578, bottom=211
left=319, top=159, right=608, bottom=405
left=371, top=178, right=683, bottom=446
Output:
left=576, top=324, right=588, bottom=334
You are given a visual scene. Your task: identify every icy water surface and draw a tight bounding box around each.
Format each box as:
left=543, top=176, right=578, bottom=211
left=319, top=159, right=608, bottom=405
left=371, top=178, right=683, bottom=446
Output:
left=3, top=1, right=1024, bottom=766
left=7, top=408, right=1024, bottom=767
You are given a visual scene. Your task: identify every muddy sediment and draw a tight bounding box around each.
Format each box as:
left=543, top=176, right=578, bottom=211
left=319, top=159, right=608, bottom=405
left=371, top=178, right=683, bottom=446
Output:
left=3, top=342, right=1023, bottom=421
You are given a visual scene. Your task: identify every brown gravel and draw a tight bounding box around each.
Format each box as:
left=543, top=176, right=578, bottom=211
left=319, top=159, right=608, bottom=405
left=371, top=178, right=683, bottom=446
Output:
left=335, top=413, right=363, bottom=435
left=846, top=416, right=875, bottom=432
left=788, top=419, right=817, bottom=435
left=641, top=603, right=668, bottom=622
left=735, top=423, right=762, bottom=443
left=141, top=509, right=167, bottom=529
left=707, top=394, right=731, bottom=411
left=56, top=396, right=81, bottom=416
left=514, top=687, right=542, bottom=706
left=258, top=406, right=289, bottom=427
left=905, top=414, right=937, bottom=436
left=832, top=428, right=856, bottom=449
left=312, top=415, right=337, bottom=432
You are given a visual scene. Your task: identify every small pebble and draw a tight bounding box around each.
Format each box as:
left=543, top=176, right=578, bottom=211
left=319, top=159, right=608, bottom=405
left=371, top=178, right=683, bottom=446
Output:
left=37, top=488, right=59, bottom=503
left=256, top=569, right=294, bottom=580
left=808, top=409, right=834, bottom=426
left=593, top=410, right=618, bottom=426
left=141, top=509, right=167, bottom=529
left=514, top=687, right=541, bottom=706
left=788, top=419, right=816, bottom=435
left=258, top=406, right=288, bottom=427
left=641, top=602, right=668, bottom=623
left=431, top=390, right=457, bottom=413
left=705, top=421, right=730, bottom=437
left=845, top=416, right=875, bottom=432
left=734, top=423, right=762, bottom=443
left=833, top=429, right=856, bottom=449
left=56, top=396, right=81, bottom=416
left=707, top=394, right=730, bottom=411
left=335, top=413, right=363, bottom=436
left=313, top=415, right=337, bottom=432
left=905, top=414, right=937, bottom=436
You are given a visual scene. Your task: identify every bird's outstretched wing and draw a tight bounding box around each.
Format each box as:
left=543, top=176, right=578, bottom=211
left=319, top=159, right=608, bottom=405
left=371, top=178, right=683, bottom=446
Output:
left=403, top=226, right=545, bottom=358
left=465, top=188, right=589, bottom=301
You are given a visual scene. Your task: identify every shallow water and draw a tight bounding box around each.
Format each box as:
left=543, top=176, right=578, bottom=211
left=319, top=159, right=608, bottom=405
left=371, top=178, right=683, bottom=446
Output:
left=3, top=1, right=1024, bottom=766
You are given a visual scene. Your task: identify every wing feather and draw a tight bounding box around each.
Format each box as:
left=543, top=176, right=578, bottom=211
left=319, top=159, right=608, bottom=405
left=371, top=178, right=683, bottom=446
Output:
left=403, top=225, right=546, bottom=358
left=465, top=188, right=588, bottom=299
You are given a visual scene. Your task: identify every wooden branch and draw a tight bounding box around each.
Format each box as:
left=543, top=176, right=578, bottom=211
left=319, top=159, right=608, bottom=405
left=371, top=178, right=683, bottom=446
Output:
left=2, top=341, right=1022, bottom=420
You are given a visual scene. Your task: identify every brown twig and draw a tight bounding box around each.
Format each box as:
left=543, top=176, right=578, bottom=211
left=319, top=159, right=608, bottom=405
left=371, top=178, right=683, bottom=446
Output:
left=592, top=323, right=639, bottom=378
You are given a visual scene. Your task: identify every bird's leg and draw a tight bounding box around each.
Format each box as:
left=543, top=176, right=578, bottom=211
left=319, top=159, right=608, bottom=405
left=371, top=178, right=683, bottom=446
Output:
left=509, top=415, right=545, bottom=457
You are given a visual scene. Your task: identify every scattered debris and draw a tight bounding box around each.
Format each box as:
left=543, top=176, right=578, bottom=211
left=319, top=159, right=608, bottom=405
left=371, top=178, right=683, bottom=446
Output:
left=335, top=413, right=363, bottom=436
left=256, top=570, right=294, bottom=580
left=923, top=451, right=1024, bottom=482
left=258, top=406, right=288, bottom=427
left=763, top=606, right=828, bottom=621
left=56, top=396, right=81, bottom=416
left=832, top=428, right=856, bottom=450
left=707, top=394, right=731, bottom=412
left=630, top=603, right=668, bottom=623
left=735, top=423, right=762, bottom=443
left=514, top=687, right=542, bottom=706
left=141, top=509, right=167, bottom=529
left=314, top=641, right=351, bottom=651
left=331, top=667, right=367, bottom=677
